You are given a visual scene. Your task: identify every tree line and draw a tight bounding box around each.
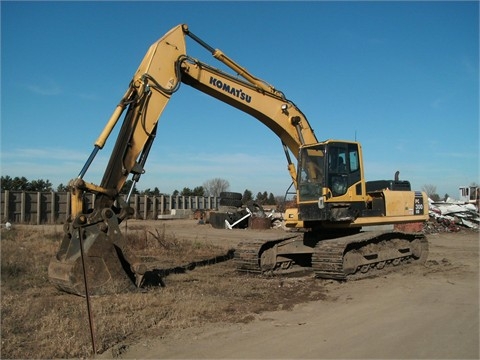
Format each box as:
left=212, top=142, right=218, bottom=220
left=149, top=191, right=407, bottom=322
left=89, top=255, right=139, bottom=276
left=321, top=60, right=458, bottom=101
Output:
left=1, top=176, right=279, bottom=205
left=1, top=176, right=54, bottom=192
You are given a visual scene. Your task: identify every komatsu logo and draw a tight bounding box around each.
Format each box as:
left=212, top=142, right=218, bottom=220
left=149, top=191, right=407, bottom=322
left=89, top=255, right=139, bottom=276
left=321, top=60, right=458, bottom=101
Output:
left=209, top=77, right=252, bottom=103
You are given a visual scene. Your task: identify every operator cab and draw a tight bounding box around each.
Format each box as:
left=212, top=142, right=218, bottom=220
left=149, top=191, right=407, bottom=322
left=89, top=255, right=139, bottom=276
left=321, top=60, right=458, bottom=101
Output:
left=297, top=141, right=364, bottom=222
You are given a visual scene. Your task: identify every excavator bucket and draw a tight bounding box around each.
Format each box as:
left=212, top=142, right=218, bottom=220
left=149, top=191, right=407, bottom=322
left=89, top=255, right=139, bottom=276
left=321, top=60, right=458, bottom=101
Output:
left=48, top=221, right=136, bottom=296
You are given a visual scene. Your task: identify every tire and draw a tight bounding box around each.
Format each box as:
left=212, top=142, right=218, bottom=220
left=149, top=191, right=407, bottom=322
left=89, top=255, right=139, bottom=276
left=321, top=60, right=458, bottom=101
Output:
left=220, top=192, right=242, bottom=200
left=219, top=198, right=242, bottom=207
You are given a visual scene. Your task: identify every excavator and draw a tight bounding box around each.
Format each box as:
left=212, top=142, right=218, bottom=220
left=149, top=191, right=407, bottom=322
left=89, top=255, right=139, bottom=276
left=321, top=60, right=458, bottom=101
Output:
left=48, top=24, right=429, bottom=296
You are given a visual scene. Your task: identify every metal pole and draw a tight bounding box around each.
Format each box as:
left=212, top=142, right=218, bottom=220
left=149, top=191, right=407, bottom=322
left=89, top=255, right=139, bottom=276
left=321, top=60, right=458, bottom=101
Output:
left=78, top=227, right=97, bottom=356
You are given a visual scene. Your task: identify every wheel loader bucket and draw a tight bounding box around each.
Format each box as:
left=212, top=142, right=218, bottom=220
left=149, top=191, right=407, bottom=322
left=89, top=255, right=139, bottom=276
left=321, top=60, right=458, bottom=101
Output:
left=48, top=226, right=135, bottom=296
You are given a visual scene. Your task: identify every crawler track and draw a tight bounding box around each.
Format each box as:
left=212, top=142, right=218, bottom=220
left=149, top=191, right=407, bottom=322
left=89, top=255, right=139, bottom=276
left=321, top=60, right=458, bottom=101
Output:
left=234, top=231, right=428, bottom=280
left=234, top=234, right=303, bottom=273
left=234, top=239, right=265, bottom=273
left=312, top=231, right=428, bottom=280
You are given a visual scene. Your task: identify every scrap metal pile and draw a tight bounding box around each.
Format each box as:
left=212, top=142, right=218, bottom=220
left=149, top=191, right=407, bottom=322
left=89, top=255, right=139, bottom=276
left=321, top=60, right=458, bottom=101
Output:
left=207, top=192, right=276, bottom=230
left=426, top=198, right=479, bottom=232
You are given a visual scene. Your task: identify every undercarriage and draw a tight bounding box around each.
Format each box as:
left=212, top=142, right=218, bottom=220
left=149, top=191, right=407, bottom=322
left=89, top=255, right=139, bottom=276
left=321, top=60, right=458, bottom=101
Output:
left=234, top=230, right=428, bottom=279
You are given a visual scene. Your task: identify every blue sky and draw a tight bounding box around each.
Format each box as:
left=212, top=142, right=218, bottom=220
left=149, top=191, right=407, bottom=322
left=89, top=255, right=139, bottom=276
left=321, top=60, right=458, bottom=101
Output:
left=1, top=1, right=478, bottom=198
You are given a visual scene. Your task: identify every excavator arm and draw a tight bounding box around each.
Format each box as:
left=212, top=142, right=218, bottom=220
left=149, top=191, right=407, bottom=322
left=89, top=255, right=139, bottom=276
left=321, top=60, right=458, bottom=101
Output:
left=48, top=24, right=318, bottom=295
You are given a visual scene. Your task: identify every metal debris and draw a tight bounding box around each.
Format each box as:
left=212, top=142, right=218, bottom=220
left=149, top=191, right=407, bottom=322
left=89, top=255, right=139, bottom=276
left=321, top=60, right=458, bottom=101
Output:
left=427, top=198, right=479, bottom=232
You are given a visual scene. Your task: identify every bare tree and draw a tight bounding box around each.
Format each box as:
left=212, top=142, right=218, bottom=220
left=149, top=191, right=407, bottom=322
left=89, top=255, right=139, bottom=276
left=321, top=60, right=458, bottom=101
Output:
left=203, top=178, right=230, bottom=197
left=422, top=184, right=440, bottom=201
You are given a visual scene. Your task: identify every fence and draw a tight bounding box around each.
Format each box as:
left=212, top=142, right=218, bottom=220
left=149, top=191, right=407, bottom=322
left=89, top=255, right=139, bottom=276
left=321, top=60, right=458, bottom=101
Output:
left=0, top=190, right=219, bottom=225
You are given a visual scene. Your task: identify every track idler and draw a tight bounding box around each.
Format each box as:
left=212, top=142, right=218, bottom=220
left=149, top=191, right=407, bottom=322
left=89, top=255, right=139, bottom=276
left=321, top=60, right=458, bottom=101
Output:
left=48, top=209, right=142, bottom=296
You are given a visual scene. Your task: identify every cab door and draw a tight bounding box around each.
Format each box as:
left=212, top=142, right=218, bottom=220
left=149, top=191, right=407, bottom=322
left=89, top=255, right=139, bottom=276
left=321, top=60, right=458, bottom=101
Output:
left=326, top=142, right=362, bottom=198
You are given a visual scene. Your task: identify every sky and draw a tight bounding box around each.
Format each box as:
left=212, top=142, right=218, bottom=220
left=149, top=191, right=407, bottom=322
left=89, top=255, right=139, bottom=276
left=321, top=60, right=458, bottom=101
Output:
left=1, top=1, right=478, bottom=199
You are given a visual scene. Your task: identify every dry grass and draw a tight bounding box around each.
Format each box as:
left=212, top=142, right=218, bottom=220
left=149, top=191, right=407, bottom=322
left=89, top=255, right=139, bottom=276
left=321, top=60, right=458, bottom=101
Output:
left=1, top=223, right=328, bottom=359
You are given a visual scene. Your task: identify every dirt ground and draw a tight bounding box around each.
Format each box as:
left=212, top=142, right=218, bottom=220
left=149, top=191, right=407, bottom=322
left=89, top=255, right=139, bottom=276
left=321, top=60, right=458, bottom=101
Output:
left=98, top=220, right=479, bottom=359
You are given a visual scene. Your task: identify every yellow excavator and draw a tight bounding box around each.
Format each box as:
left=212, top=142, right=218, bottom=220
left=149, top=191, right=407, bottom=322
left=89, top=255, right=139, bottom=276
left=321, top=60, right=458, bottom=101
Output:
left=48, top=24, right=429, bottom=296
